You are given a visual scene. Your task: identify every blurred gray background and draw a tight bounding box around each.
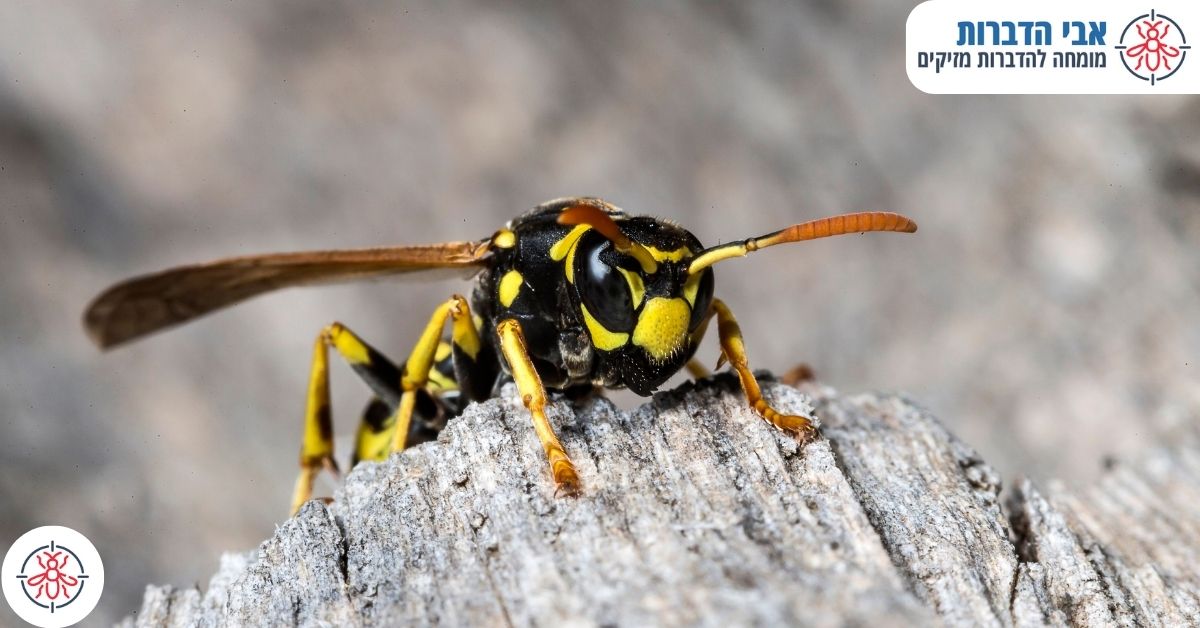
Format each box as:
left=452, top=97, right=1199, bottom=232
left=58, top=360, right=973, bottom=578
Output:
left=1, top=1, right=1198, bottom=624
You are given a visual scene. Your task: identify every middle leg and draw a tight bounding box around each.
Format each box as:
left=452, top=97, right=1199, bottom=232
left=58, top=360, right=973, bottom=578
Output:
left=389, top=294, right=486, bottom=453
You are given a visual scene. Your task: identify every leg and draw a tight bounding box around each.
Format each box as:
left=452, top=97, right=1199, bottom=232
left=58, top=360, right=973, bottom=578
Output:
left=710, top=299, right=816, bottom=436
left=495, top=318, right=580, bottom=494
left=292, top=321, right=406, bottom=515
left=292, top=331, right=339, bottom=515
left=353, top=397, right=395, bottom=466
left=685, top=358, right=711, bottom=379
left=352, top=390, right=448, bottom=465
left=352, top=341, right=456, bottom=465
left=292, top=304, right=487, bottom=514
left=389, top=295, right=484, bottom=453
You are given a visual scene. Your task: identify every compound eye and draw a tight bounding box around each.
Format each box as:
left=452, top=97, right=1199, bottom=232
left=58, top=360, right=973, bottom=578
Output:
left=575, top=233, right=635, bottom=333
left=686, top=267, right=714, bottom=330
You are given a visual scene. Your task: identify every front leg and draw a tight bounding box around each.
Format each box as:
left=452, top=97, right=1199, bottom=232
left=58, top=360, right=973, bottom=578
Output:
left=496, top=318, right=581, bottom=494
left=710, top=299, right=817, bottom=437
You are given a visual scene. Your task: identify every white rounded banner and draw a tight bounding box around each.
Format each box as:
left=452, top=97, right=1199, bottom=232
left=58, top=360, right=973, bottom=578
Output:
left=907, top=0, right=1199, bottom=93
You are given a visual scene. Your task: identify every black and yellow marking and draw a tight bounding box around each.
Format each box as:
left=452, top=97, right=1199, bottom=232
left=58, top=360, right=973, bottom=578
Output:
left=550, top=224, right=591, bottom=284
left=293, top=322, right=403, bottom=515
left=580, top=303, right=629, bottom=351
left=616, top=267, right=645, bottom=309
left=392, top=295, right=482, bottom=453
left=292, top=320, right=475, bottom=514
left=426, top=342, right=459, bottom=392
left=353, top=397, right=395, bottom=466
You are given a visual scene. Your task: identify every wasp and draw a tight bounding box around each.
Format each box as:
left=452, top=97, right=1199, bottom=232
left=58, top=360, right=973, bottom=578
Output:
left=84, top=197, right=916, bottom=513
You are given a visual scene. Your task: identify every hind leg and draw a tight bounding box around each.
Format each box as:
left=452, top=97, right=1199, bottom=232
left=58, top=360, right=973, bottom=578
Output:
left=290, top=297, right=495, bottom=515
left=351, top=389, right=448, bottom=466
left=291, top=322, right=407, bottom=514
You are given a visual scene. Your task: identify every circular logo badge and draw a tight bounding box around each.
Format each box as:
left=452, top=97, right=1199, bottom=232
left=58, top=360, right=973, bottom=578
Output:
left=1115, top=10, right=1191, bottom=85
left=2, top=526, right=104, bottom=628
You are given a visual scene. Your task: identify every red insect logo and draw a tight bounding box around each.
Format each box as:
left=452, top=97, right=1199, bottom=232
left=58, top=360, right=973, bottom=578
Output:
left=1127, top=20, right=1180, bottom=71
left=4, top=525, right=105, bottom=626
left=1116, top=10, right=1191, bottom=85
left=13, top=540, right=90, bottom=613
left=25, top=551, right=79, bottom=603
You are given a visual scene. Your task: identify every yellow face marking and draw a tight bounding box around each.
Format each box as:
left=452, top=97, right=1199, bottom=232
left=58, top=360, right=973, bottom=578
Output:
left=549, top=224, right=591, bottom=284
left=492, top=229, right=516, bottom=248
left=682, top=272, right=703, bottom=306
left=499, top=270, right=523, bottom=308
left=549, top=225, right=591, bottom=261
left=580, top=303, right=629, bottom=351
left=434, top=341, right=452, bottom=362
left=617, top=267, right=645, bottom=310
left=644, top=245, right=693, bottom=264
left=632, top=297, right=691, bottom=362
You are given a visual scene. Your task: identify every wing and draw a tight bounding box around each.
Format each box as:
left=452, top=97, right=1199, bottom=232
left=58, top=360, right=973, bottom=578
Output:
left=84, top=240, right=492, bottom=349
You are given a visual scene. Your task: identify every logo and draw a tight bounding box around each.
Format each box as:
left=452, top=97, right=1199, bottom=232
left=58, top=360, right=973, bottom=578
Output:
left=3, top=527, right=104, bottom=628
left=1116, top=10, right=1190, bottom=84
left=907, top=0, right=1200, bottom=93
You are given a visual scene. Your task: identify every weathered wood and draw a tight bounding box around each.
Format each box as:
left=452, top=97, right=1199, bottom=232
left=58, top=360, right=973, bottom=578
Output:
left=121, top=375, right=1200, bottom=626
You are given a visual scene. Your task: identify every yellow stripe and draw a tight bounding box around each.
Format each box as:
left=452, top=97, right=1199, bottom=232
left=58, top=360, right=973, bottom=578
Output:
left=683, top=272, right=702, bottom=306
left=391, top=391, right=417, bottom=452
left=617, top=267, right=645, bottom=309
left=499, top=270, right=523, bottom=308
left=645, top=245, right=693, bottom=263
left=549, top=225, right=591, bottom=261
left=580, top=303, right=629, bottom=351
left=549, top=225, right=591, bottom=284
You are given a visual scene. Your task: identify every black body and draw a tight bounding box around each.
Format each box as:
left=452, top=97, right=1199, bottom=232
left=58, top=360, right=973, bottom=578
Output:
left=470, top=198, right=713, bottom=397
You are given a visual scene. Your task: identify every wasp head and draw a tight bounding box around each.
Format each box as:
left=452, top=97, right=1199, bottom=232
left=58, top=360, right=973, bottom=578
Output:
left=559, top=203, right=712, bottom=394
left=556, top=199, right=917, bottom=395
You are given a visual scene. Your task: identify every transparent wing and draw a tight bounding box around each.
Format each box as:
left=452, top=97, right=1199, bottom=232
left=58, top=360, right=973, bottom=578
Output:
left=84, top=240, right=491, bottom=349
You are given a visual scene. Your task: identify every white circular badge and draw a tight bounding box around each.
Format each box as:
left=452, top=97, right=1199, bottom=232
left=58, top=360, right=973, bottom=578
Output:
left=2, top=526, right=104, bottom=628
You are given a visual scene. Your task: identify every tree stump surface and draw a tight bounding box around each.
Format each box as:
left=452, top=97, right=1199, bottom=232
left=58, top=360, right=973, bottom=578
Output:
left=120, top=376, right=1200, bottom=626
